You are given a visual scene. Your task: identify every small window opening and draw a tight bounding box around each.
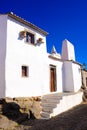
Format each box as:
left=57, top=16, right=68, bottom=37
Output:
left=26, top=32, right=34, bottom=44
left=22, top=66, right=28, bottom=77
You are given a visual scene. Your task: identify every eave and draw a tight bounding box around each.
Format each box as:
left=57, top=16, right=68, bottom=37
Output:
left=2, top=12, right=48, bottom=36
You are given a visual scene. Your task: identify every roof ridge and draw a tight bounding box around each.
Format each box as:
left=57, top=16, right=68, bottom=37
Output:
left=1, top=12, right=48, bottom=36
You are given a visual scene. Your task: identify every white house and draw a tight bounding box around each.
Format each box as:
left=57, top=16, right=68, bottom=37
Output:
left=0, top=12, right=82, bottom=98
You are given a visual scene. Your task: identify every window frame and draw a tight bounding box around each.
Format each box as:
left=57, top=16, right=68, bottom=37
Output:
left=24, top=30, right=35, bottom=45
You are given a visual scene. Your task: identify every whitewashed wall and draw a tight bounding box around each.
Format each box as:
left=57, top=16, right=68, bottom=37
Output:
left=72, top=63, right=82, bottom=92
left=63, top=61, right=82, bottom=92
left=0, top=15, right=82, bottom=98
left=63, top=61, right=74, bottom=92
left=0, top=15, right=7, bottom=98
left=5, top=16, right=49, bottom=97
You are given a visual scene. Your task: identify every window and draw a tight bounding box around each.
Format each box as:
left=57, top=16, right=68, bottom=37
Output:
left=26, top=32, right=34, bottom=44
left=22, top=66, right=28, bottom=77
left=20, top=30, right=35, bottom=45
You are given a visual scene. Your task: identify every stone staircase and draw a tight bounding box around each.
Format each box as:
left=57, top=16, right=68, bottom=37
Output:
left=40, top=93, right=63, bottom=119
left=40, top=92, right=83, bottom=119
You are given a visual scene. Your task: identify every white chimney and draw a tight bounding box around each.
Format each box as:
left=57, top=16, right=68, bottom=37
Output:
left=62, top=39, right=75, bottom=61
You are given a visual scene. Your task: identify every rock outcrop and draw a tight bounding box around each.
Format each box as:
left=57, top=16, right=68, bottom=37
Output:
left=0, top=96, right=41, bottom=123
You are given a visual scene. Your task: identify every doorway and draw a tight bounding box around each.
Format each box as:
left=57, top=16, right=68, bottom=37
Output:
left=50, top=65, right=57, bottom=92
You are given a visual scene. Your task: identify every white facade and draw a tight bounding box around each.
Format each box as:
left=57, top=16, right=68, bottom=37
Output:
left=62, top=39, right=75, bottom=61
left=0, top=13, right=82, bottom=98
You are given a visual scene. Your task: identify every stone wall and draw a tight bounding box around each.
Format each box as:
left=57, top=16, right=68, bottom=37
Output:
left=82, top=70, right=87, bottom=87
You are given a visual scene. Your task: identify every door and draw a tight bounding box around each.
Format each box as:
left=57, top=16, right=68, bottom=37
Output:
left=50, top=65, right=57, bottom=92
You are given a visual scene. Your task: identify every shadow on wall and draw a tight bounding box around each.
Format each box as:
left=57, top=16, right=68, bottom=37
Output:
left=62, top=63, right=65, bottom=92
left=0, top=99, right=36, bottom=124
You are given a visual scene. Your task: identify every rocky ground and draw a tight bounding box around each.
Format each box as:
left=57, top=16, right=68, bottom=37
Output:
left=1, top=87, right=87, bottom=130
left=0, top=97, right=42, bottom=130
left=0, top=102, right=87, bottom=130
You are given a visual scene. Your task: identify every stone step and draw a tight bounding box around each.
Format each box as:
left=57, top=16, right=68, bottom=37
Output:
left=40, top=112, right=50, bottom=119
left=42, top=92, right=74, bottom=97
left=42, top=106, right=53, bottom=113
left=40, top=93, right=63, bottom=119
left=42, top=94, right=62, bottom=97
left=40, top=92, right=82, bottom=119
left=43, top=93, right=61, bottom=96
left=41, top=102, right=57, bottom=108
left=42, top=95, right=62, bottom=100
left=40, top=117, right=50, bottom=120
left=41, top=98, right=60, bottom=104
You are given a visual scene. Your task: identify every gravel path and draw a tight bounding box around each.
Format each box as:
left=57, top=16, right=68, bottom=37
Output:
left=25, top=103, right=87, bottom=130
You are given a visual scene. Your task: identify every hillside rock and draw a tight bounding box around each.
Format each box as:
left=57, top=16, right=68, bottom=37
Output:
left=0, top=96, right=41, bottom=122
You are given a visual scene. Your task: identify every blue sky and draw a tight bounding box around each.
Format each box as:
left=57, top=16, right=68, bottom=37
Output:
left=0, top=0, right=87, bottom=65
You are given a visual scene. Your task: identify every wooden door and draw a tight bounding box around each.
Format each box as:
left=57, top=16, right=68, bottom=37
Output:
left=50, top=66, right=56, bottom=92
